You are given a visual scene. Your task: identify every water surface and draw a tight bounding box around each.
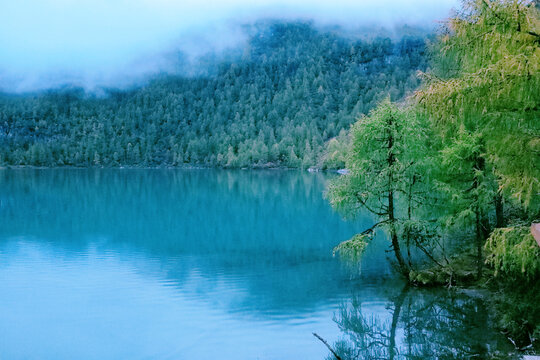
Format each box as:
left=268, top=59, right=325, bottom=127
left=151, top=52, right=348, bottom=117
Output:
left=0, top=169, right=511, bottom=359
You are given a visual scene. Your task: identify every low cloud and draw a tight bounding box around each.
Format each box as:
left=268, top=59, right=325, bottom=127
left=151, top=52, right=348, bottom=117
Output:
left=0, top=0, right=458, bottom=93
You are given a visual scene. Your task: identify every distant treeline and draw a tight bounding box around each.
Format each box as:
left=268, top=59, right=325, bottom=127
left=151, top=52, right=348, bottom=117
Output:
left=0, top=22, right=428, bottom=168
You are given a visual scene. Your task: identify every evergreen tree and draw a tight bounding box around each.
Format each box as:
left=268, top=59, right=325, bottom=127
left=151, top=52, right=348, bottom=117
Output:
left=415, top=0, right=540, bottom=212
left=0, top=22, right=429, bottom=169
left=327, top=101, right=435, bottom=275
left=415, top=0, right=540, bottom=279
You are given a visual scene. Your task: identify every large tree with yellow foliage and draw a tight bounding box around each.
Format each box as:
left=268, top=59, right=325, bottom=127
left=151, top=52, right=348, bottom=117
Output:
left=416, top=0, right=539, bottom=212
left=415, top=0, right=540, bottom=278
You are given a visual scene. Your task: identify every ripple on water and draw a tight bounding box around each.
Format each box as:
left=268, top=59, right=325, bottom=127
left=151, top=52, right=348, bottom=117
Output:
left=0, top=169, right=513, bottom=359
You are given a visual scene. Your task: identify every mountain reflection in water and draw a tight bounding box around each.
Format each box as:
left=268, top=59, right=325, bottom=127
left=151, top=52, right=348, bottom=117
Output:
left=0, top=169, right=512, bottom=359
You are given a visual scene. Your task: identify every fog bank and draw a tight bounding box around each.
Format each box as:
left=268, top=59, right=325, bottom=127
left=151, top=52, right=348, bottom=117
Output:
left=0, top=0, right=458, bottom=93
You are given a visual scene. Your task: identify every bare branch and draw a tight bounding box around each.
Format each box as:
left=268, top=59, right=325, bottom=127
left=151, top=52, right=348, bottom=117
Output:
left=313, top=333, right=342, bottom=360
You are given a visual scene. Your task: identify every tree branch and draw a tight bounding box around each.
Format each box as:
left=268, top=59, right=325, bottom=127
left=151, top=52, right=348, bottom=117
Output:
left=361, top=219, right=390, bottom=235
left=354, top=192, right=387, bottom=216
left=413, top=237, right=445, bottom=268
left=313, top=333, right=342, bottom=360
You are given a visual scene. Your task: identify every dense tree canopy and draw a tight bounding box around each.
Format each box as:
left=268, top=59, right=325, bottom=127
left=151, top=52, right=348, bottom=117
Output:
left=415, top=0, right=540, bottom=212
left=0, top=22, right=428, bottom=168
left=329, top=0, right=539, bottom=282
left=414, top=0, right=540, bottom=280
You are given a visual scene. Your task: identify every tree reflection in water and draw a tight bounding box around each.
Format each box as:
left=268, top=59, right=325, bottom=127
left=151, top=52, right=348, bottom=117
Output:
left=328, top=285, right=513, bottom=360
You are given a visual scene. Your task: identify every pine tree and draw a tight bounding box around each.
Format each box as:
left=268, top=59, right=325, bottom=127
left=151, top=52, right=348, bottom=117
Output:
left=327, top=100, right=435, bottom=275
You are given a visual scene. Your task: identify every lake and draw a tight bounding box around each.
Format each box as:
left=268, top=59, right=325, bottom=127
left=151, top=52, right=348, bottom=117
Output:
left=0, top=169, right=512, bottom=359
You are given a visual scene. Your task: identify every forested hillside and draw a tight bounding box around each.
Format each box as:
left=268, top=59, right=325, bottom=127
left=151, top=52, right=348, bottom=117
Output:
left=0, top=22, right=428, bottom=168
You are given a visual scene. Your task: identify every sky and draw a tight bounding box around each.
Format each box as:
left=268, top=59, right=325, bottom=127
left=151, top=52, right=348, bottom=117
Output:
left=0, top=0, right=459, bottom=93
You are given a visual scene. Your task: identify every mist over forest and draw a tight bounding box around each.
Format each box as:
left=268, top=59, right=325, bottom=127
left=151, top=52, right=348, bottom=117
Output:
left=0, top=0, right=455, bottom=168
left=0, top=21, right=430, bottom=168
left=0, top=0, right=455, bottom=92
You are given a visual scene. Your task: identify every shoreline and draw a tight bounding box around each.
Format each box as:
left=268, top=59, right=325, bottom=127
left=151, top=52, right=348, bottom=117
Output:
left=0, top=164, right=343, bottom=172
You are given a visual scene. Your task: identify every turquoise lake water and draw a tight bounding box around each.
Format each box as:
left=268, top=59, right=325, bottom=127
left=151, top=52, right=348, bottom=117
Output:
left=0, top=169, right=511, bottom=359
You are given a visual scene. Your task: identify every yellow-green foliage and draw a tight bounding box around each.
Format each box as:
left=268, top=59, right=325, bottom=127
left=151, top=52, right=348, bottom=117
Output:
left=434, top=125, right=497, bottom=231
left=326, top=100, right=431, bottom=219
left=415, top=0, right=540, bottom=212
left=333, top=234, right=370, bottom=262
left=485, top=225, right=540, bottom=279
left=326, top=101, right=437, bottom=272
left=320, top=129, right=350, bottom=170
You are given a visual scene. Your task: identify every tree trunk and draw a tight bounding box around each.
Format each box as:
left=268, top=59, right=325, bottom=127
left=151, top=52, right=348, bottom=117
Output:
left=473, top=154, right=489, bottom=279
left=495, top=193, right=505, bottom=228
left=389, top=190, right=408, bottom=275
left=387, top=114, right=408, bottom=276
left=475, top=206, right=483, bottom=279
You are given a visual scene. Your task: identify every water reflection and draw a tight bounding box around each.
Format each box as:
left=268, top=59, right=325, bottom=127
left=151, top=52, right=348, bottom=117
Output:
left=0, top=169, right=513, bottom=359
left=0, top=169, right=380, bottom=359
left=0, top=169, right=389, bottom=315
left=329, top=285, right=513, bottom=360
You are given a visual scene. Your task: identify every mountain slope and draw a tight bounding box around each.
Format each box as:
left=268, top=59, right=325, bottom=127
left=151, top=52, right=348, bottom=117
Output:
left=0, top=22, right=429, bottom=168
